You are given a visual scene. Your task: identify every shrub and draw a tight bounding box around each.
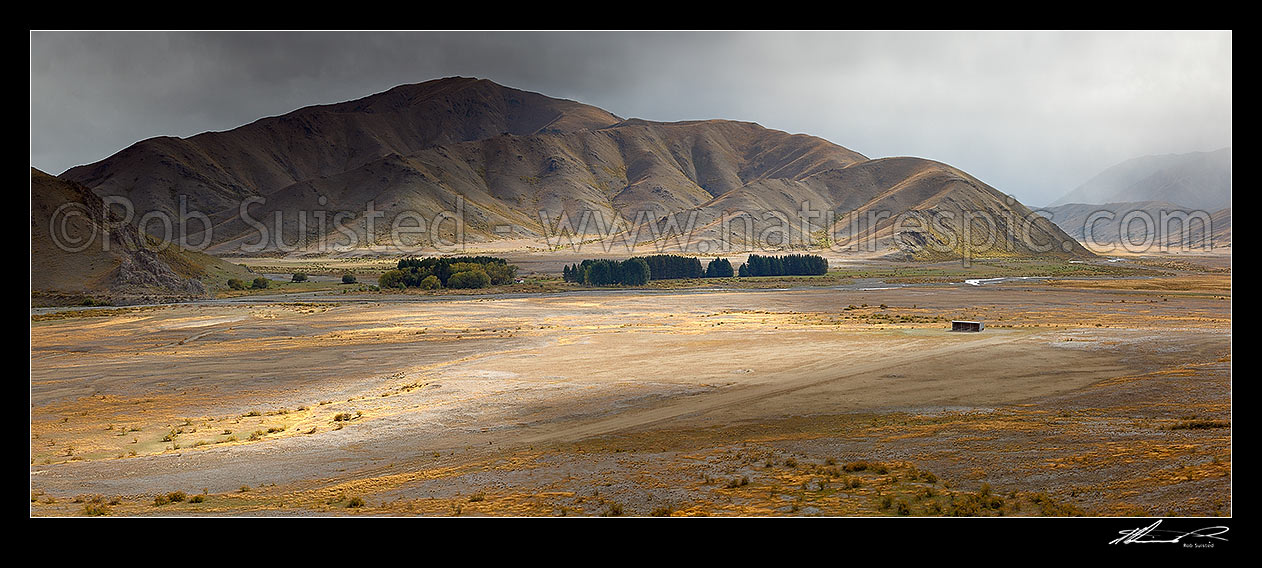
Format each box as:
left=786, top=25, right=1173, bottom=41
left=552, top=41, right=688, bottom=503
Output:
left=378, top=270, right=406, bottom=289
left=948, top=494, right=984, bottom=516
left=482, top=262, right=517, bottom=285
left=250, top=277, right=270, bottom=289
left=291, top=273, right=308, bottom=282
left=347, top=496, right=365, bottom=508
left=226, top=278, right=246, bottom=290
left=447, top=269, right=491, bottom=289
left=419, top=275, right=441, bottom=290
left=167, top=491, right=187, bottom=503
left=341, top=273, right=357, bottom=284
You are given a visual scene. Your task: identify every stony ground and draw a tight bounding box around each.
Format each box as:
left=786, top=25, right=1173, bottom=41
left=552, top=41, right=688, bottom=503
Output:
left=30, top=259, right=1231, bottom=516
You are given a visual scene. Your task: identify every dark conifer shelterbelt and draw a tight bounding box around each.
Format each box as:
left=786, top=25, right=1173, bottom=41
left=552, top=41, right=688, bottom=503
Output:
left=743, top=254, right=828, bottom=277
left=563, top=254, right=827, bottom=286
left=705, top=258, right=734, bottom=278
left=633, top=255, right=705, bottom=280
left=563, top=258, right=651, bottom=286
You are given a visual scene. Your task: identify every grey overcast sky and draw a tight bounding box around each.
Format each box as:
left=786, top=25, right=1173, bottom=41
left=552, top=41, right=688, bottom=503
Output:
left=30, top=30, right=1232, bottom=206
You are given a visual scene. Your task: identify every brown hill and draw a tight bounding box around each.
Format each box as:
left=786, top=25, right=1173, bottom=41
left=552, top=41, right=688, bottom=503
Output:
left=685, top=157, right=1087, bottom=259
left=61, top=77, right=623, bottom=221
left=202, top=118, right=871, bottom=253
left=31, top=168, right=252, bottom=304
left=57, top=78, right=1088, bottom=260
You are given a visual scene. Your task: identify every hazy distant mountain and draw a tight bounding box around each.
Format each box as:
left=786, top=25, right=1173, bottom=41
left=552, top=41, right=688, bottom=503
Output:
left=1042, top=201, right=1229, bottom=249
left=31, top=168, right=252, bottom=304
left=56, top=77, right=1088, bottom=259
left=1044, top=148, right=1230, bottom=249
left=1049, top=148, right=1231, bottom=210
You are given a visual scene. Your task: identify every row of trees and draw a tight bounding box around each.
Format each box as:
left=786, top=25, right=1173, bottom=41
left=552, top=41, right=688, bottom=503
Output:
left=629, top=254, right=826, bottom=279
left=742, top=254, right=828, bottom=276
left=635, top=255, right=705, bottom=280
left=379, top=256, right=518, bottom=290
left=227, top=277, right=271, bottom=290
left=563, top=258, right=651, bottom=286
left=562, top=253, right=826, bottom=286
left=230, top=273, right=358, bottom=289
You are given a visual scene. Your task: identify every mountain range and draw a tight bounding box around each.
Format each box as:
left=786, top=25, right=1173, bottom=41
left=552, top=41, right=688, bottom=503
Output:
left=1048, top=148, right=1230, bottom=211
left=52, top=76, right=1087, bottom=259
left=1043, top=148, right=1231, bottom=248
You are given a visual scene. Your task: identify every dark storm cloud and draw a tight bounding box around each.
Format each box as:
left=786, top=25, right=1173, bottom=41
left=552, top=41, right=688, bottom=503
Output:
left=30, top=30, right=1231, bottom=205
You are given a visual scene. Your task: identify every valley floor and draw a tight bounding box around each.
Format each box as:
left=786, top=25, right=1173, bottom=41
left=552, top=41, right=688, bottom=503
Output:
left=29, top=258, right=1231, bottom=516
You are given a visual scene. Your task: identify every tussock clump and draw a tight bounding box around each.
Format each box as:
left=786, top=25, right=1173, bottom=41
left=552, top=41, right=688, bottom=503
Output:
left=842, top=461, right=888, bottom=474
left=1167, top=419, right=1230, bottom=430
left=83, top=502, right=111, bottom=516
left=1030, top=492, right=1085, bottom=516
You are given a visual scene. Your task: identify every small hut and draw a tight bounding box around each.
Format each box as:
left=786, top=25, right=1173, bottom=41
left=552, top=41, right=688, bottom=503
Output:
left=951, top=320, right=984, bottom=332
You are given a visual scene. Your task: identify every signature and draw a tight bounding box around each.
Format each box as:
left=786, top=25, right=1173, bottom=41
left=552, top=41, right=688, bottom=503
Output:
left=1110, top=520, right=1229, bottom=545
